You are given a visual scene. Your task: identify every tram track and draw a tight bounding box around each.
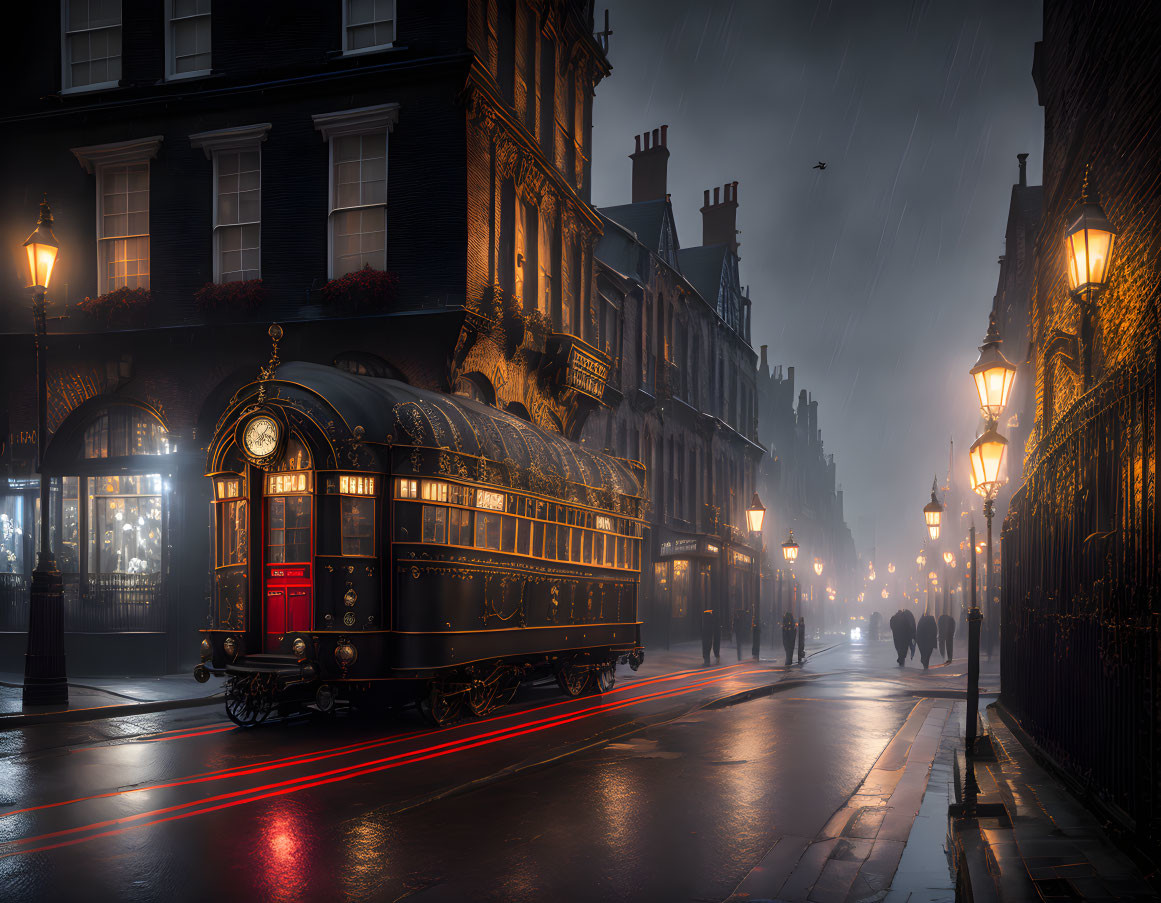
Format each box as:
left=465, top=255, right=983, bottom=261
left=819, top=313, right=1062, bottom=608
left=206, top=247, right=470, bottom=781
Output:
left=0, top=660, right=774, bottom=858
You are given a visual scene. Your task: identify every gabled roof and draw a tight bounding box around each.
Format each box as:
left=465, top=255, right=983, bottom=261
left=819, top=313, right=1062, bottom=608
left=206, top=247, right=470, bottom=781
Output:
left=676, top=244, right=727, bottom=307
left=598, top=199, right=669, bottom=250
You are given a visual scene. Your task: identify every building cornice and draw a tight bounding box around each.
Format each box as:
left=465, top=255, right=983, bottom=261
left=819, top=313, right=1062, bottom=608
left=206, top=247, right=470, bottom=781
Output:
left=312, top=103, right=402, bottom=140
left=71, top=136, right=164, bottom=173
left=189, top=122, right=272, bottom=158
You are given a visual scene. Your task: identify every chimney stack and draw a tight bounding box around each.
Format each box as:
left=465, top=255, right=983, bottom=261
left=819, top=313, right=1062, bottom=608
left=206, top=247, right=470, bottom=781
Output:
left=630, top=125, right=670, bottom=203
left=1017, top=153, right=1029, bottom=187
left=701, top=181, right=740, bottom=253
left=759, top=344, right=769, bottom=377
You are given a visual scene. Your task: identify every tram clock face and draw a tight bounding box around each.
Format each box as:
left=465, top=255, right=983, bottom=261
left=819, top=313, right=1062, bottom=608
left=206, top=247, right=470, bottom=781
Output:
left=240, top=414, right=282, bottom=464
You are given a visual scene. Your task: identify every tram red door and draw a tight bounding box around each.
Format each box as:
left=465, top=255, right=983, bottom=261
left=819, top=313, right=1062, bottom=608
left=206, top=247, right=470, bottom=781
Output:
left=264, top=575, right=312, bottom=651
left=262, top=467, right=314, bottom=652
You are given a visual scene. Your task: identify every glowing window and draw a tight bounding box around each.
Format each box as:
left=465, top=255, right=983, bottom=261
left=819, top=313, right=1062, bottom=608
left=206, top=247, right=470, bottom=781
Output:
left=476, top=489, right=505, bottom=511
left=421, top=506, right=446, bottom=544
left=396, top=478, right=418, bottom=499
left=217, top=499, right=248, bottom=567
left=266, top=472, right=310, bottom=495
left=595, top=514, right=612, bottom=532
left=475, top=511, right=501, bottom=550
left=216, top=478, right=241, bottom=500
left=340, top=474, right=377, bottom=496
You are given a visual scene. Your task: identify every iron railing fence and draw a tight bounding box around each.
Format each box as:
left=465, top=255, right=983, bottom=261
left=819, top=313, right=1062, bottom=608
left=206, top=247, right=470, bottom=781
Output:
left=1001, top=348, right=1159, bottom=840
left=0, top=573, right=165, bottom=633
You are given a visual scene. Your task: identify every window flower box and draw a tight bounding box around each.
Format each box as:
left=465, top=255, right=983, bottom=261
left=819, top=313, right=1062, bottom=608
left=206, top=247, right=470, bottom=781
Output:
left=76, top=287, right=152, bottom=329
left=319, top=266, right=399, bottom=314
left=194, top=279, right=269, bottom=319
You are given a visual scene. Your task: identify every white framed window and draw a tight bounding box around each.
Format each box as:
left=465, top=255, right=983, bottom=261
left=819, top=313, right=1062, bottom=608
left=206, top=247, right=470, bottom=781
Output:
left=190, top=124, right=271, bottom=283
left=166, top=0, right=211, bottom=79
left=72, top=137, right=164, bottom=295
left=313, top=104, right=400, bottom=279
left=62, top=0, right=122, bottom=93
left=342, top=0, right=395, bottom=55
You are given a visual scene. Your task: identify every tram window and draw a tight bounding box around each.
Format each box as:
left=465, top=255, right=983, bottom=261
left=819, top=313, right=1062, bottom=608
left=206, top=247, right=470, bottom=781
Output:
left=421, top=506, right=447, bottom=544
left=516, top=518, right=530, bottom=555
left=475, top=511, right=501, bottom=550
left=506, top=495, right=518, bottom=514
left=604, top=533, right=615, bottom=567
left=397, top=478, right=418, bottom=499
left=448, top=507, right=472, bottom=546
left=570, top=528, right=582, bottom=562
left=616, top=537, right=626, bottom=569
left=342, top=497, right=375, bottom=556
left=476, top=489, right=505, bottom=512
left=501, top=515, right=516, bottom=552
left=593, top=533, right=604, bottom=565
left=595, top=514, right=612, bottom=532
left=421, top=481, right=449, bottom=502
left=582, top=530, right=593, bottom=564
left=217, top=479, right=240, bottom=500
left=532, top=521, right=544, bottom=557
left=544, top=523, right=557, bottom=559
left=267, top=496, right=310, bottom=563
left=218, top=499, right=248, bottom=566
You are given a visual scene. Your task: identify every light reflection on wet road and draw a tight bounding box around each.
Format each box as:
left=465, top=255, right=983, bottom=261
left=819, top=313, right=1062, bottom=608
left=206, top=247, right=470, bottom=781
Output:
left=0, top=640, right=978, bottom=902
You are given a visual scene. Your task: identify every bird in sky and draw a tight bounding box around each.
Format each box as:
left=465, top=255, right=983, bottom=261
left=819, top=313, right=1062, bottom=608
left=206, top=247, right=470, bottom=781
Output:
left=813, top=161, right=828, bottom=170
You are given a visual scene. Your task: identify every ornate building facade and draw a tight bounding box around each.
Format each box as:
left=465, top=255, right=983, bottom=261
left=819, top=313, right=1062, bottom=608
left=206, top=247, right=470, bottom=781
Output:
left=0, top=0, right=617, bottom=673
left=583, top=126, right=763, bottom=647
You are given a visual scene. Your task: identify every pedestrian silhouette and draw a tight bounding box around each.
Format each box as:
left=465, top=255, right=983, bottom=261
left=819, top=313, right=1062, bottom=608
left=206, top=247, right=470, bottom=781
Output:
left=734, top=607, right=747, bottom=661
left=869, top=610, right=882, bottom=642
left=938, top=613, right=956, bottom=663
left=889, top=608, right=916, bottom=666
left=916, top=613, right=938, bottom=669
left=781, top=611, right=797, bottom=667
left=798, top=615, right=806, bottom=663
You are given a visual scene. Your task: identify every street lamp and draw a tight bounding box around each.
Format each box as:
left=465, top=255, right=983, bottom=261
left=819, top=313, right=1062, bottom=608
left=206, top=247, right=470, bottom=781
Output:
left=970, top=313, right=1018, bottom=423
left=924, top=477, right=944, bottom=541
left=916, top=552, right=926, bottom=567
left=943, top=551, right=954, bottom=566
left=881, top=587, right=889, bottom=600
left=887, top=562, right=895, bottom=574
left=968, top=429, right=1007, bottom=500
left=781, top=530, right=798, bottom=563
left=745, top=493, right=766, bottom=534
left=813, top=558, right=824, bottom=576
left=21, top=196, right=67, bottom=706
left=1064, top=166, right=1118, bottom=389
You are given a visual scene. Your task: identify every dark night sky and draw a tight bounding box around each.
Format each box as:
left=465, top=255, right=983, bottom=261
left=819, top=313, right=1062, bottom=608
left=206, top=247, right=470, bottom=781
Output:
left=590, top=0, right=1044, bottom=570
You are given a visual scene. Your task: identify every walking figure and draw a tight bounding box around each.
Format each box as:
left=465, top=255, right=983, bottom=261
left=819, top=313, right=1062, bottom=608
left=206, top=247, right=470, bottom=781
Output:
left=797, top=615, right=806, bottom=663
left=916, top=613, right=938, bottom=669
left=781, top=611, right=797, bottom=667
left=889, top=608, right=916, bottom=666
left=938, top=613, right=956, bottom=663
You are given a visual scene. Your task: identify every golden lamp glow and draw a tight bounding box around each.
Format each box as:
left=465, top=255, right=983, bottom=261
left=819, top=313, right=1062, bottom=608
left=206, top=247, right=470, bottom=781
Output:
left=1064, top=170, right=1117, bottom=295
left=887, top=562, right=895, bottom=574
left=868, top=568, right=876, bottom=581
left=23, top=195, right=59, bottom=291
left=857, top=592, right=865, bottom=602
left=781, top=530, right=799, bottom=563
left=969, top=429, right=1008, bottom=498
left=881, top=587, right=889, bottom=599
left=923, top=478, right=944, bottom=541
left=928, top=571, right=937, bottom=581
left=970, top=313, right=1017, bottom=422
left=745, top=493, right=766, bottom=534
left=917, top=552, right=926, bottom=567
left=943, top=551, right=954, bottom=566
left=813, top=558, right=824, bottom=576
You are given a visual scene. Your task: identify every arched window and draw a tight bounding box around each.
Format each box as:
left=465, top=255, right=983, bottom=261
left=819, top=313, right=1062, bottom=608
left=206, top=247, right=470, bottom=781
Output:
left=82, top=406, right=170, bottom=459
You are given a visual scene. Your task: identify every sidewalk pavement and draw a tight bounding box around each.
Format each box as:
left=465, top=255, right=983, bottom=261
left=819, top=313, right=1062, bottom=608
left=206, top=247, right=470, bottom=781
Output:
left=948, top=701, right=1157, bottom=902
left=0, top=671, right=225, bottom=729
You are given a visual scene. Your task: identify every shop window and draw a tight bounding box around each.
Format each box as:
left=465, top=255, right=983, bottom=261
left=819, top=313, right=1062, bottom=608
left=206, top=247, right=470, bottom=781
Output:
left=341, top=497, right=375, bottom=556
left=218, top=499, right=248, bottom=567
left=449, top=506, right=472, bottom=546
left=0, top=495, right=25, bottom=574
left=60, top=477, right=80, bottom=573
left=397, top=477, right=418, bottom=499
left=83, top=408, right=170, bottom=459
left=672, top=560, right=689, bottom=618
left=88, top=474, right=163, bottom=574
left=266, top=495, right=310, bottom=563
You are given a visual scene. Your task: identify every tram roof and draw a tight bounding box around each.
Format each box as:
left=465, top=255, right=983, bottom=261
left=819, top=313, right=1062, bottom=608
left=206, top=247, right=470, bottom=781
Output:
left=231, top=362, right=645, bottom=504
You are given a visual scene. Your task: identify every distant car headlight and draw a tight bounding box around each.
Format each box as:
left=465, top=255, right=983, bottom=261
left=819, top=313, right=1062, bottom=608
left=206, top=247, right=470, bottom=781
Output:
left=200, top=639, right=212, bottom=659
left=850, top=627, right=862, bottom=642
left=292, top=637, right=308, bottom=658
left=223, top=636, right=238, bottom=658
left=334, top=641, right=357, bottom=667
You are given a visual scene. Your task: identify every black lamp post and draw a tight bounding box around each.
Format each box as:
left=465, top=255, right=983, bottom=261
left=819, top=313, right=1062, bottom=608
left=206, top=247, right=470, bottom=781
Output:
left=746, top=493, right=765, bottom=659
left=21, top=196, right=67, bottom=707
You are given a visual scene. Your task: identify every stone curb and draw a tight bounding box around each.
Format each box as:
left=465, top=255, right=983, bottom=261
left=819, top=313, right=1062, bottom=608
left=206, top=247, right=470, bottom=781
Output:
left=0, top=692, right=224, bottom=730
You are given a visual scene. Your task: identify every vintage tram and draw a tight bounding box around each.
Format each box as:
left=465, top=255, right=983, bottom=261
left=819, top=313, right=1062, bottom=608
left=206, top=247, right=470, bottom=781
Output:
left=195, top=358, right=646, bottom=726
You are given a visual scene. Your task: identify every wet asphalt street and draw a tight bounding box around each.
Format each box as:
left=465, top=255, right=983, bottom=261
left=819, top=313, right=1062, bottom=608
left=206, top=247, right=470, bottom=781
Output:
left=0, top=638, right=984, bottom=902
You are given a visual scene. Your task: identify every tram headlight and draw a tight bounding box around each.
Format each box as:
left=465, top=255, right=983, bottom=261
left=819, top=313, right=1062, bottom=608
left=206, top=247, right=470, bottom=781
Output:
left=334, top=641, right=357, bottom=667
left=223, top=636, right=239, bottom=659
left=199, top=638, right=212, bottom=660
left=292, top=637, right=308, bottom=659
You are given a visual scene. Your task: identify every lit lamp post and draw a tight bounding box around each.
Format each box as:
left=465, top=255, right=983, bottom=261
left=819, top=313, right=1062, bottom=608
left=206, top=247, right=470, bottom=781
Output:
left=746, top=493, right=766, bottom=659
left=1063, top=167, right=1117, bottom=390
left=21, top=196, right=67, bottom=707
left=781, top=530, right=802, bottom=663
left=924, top=478, right=944, bottom=542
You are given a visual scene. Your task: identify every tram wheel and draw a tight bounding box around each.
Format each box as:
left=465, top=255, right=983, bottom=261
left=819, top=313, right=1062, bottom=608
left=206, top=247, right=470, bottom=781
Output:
left=225, top=674, right=275, bottom=728
left=555, top=661, right=590, bottom=697
left=467, top=679, right=497, bottom=717
left=419, top=683, right=460, bottom=727
left=591, top=663, right=616, bottom=695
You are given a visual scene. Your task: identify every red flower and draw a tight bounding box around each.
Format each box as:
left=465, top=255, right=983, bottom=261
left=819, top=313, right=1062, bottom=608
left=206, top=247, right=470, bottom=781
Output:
left=320, top=266, right=399, bottom=314
left=194, top=279, right=269, bottom=315
left=77, top=287, right=152, bottom=327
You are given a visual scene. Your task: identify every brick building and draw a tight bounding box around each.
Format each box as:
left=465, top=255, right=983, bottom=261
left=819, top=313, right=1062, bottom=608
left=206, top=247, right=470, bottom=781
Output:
left=0, top=0, right=617, bottom=673
left=582, top=126, right=763, bottom=648
left=1000, top=0, right=1161, bottom=853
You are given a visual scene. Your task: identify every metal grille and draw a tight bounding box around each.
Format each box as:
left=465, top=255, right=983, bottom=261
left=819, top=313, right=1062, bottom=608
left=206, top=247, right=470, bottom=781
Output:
left=1001, top=350, right=1158, bottom=838
left=0, top=574, right=29, bottom=631
left=66, top=573, right=166, bottom=632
